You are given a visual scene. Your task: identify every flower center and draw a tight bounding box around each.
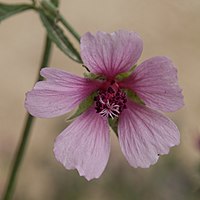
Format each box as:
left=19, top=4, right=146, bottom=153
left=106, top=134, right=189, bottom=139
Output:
left=94, top=81, right=127, bottom=119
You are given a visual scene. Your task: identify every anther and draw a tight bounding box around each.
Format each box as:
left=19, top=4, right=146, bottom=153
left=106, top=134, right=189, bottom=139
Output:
left=94, top=81, right=127, bottom=119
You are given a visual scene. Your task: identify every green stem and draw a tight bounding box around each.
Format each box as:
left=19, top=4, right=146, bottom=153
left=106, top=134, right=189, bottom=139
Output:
left=2, top=36, right=52, bottom=200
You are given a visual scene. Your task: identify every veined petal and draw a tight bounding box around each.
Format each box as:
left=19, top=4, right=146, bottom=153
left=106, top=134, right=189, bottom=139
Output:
left=80, top=30, right=143, bottom=78
left=118, top=100, right=180, bottom=168
left=120, top=56, right=184, bottom=112
left=25, top=68, right=100, bottom=118
left=54, top=107, right=110, bottom=181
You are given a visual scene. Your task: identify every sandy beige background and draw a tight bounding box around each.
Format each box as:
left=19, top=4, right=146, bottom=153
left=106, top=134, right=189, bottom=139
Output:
left=1, top=0, right=200, bottom=199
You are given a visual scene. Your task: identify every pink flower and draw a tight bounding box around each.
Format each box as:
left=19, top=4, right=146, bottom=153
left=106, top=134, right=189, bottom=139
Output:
left=25, top=30, right=184, bottom=180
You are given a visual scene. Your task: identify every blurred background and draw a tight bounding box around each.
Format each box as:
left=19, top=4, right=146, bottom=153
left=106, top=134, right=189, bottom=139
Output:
left=1, top=0, right=200, bottom=199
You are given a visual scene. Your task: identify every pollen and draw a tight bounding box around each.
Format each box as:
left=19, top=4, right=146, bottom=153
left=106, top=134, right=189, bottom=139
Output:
left=94, top=81, right=127, bottom=119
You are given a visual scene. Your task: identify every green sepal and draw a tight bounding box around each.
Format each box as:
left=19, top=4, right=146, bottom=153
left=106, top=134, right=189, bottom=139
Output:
left=108, top=117, right=118, bottom=137
left=126, top=89, right=145, bottom=105
left=83, top=71, right=105, bottom=80
left=39, top=10, right=82, bottom=63
left=0, top=3, right=33, bottom=21
left=67, top=93, right=95, bottom=121
left=116, top=64, right=137, bottom=81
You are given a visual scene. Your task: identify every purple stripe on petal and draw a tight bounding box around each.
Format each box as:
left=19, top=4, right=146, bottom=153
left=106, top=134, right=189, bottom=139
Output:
left=25, top=68, right=100, bottom=118
left=54, top=107, right=110, bottom=181
left=80, top=30, right=143, bottom=78
left=121, top=56, right=184, bottom=112
left=118, top=100, right=180, bottom=168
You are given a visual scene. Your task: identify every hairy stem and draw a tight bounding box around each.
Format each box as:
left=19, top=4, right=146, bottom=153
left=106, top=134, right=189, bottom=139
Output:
left=2, top=35, right=52, bottom=200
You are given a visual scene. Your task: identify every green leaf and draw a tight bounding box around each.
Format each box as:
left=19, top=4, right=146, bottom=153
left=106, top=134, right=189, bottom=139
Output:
left=50, top=0, right=59, bottom=7
left=39, top=10, right=82, bottom=63
left=67, top=93, right=95, bottom=121
left=108, top=118, right=118, bottom=137
left=41, top=0, right=80, bottom=42
left=40, top=0, right=58, bottom=20
left=0, top=3, right=33, bottom=21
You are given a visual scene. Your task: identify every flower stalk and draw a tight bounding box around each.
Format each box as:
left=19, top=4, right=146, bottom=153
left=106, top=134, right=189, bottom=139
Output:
left=2, top=35, right=52, bottom=200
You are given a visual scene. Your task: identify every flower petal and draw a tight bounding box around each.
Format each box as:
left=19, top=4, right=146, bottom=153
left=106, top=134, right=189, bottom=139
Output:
left=25, top=68, right=100, bottom=118
left=54, top=107, right=110, bottom=180
left=80, top=30, right=143, bottom=78
left=120, top=56, right=184, bottom=112
left=118, top=100, right=180, bottom=168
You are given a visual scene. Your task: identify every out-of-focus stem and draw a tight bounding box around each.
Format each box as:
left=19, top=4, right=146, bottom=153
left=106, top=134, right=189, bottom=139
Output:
left=2, top=35, right=52, bottom=200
